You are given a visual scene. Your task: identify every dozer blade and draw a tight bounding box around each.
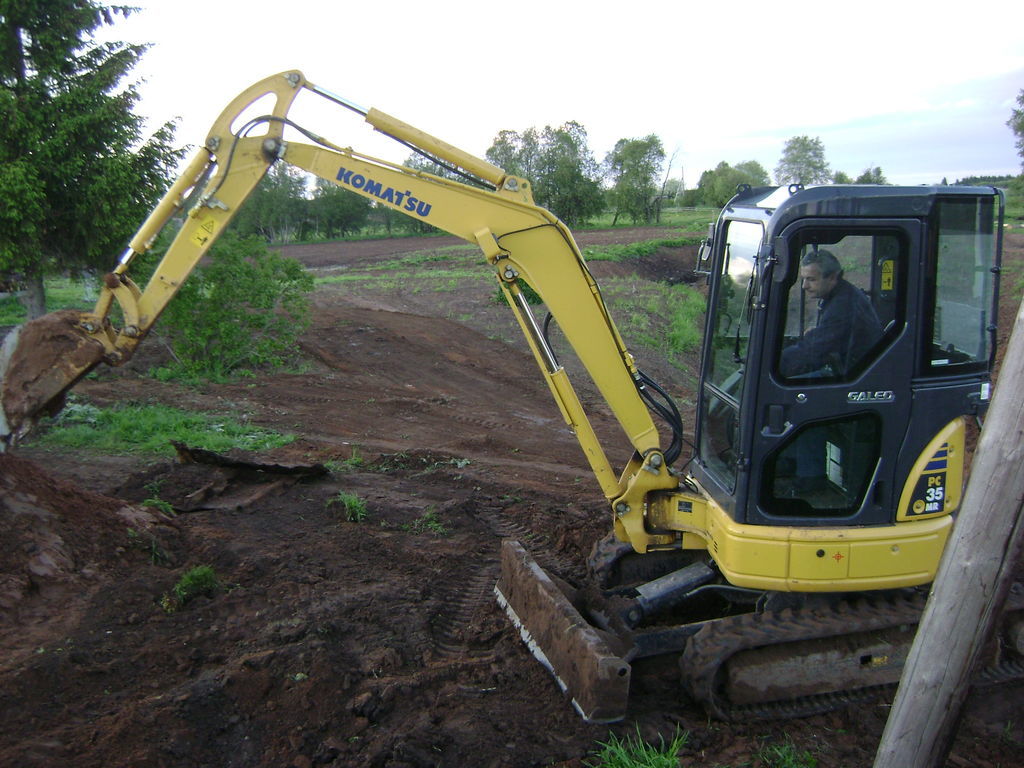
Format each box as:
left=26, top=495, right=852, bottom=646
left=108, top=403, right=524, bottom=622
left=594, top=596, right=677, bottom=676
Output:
left=494, top=539, right=631, bottom=723
left=0, top=310, right=106, bottom=446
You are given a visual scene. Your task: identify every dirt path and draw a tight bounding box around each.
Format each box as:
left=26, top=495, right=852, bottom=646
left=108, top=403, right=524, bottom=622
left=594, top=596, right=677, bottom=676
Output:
left=1, top=229, right=1022, bottom=767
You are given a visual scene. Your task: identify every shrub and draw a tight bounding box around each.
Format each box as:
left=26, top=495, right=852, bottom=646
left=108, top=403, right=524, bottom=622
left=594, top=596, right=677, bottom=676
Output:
left=149, top=232, right=314, bottom=380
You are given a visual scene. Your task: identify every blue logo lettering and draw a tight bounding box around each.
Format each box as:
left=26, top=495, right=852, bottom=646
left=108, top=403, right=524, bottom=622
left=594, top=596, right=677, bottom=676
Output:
left=335, top=166, right=432, bottom=218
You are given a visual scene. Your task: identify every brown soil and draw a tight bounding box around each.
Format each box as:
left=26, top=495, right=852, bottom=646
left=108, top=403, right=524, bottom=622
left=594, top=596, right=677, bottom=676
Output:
left=1, top=226, right=1022, bottom=767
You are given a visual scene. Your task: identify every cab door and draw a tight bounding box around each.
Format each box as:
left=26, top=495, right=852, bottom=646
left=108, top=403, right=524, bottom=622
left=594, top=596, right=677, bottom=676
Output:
left=693, top=218, right=765, bottom=520
left=745, top=219, right=919, bottom=527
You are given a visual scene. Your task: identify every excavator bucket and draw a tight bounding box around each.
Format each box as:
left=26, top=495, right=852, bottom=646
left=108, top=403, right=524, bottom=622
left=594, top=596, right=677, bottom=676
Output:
left=494, top=539, right=631, bottom=723
left=0, top=310, right=106, bottom=446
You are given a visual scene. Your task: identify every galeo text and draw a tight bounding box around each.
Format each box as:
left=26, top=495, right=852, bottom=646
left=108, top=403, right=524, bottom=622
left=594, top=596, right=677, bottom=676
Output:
left=336, top=167, right=433, bottom=217
left=847, top=390, right=895, bottom=403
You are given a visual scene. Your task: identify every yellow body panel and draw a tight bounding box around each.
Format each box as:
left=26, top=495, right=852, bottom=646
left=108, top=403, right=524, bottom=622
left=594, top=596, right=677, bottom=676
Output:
left=896, top=418, right=965, bottom=521
left=644, top=484, right=951, bottom=591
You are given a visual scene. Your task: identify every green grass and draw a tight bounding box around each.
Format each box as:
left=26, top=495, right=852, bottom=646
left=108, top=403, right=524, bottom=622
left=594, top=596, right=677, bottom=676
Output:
left=326, top=448, right=366, bottom=473
left=404, top=507, right=448, bottom=535
left=600, top=279, right=706, bottom=366
left=326, top=491, right=368, bottom=522
left=161, top=565, right=221, bottom=612
left=30, top=400, right=293, bottom=456
left=582, top=236, right=703, bottom=263
left=755, top=739, right=818, bottom=768
left=585, top=207, right=718, bottom=232
left=585, top=726, right=689, bottom=768
left=0, top=274, right=97, bottom=325
left=1004, top=183, right=1023, bottom=223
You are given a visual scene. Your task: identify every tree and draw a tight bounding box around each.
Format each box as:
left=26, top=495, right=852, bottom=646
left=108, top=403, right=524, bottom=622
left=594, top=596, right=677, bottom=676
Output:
left=309, top=178, right=370, bottom=239
left=734, top=160, right=770, bottom=186
left=604, top=135, right=665, bottom=224
left=535, top=122, right=604, bottom=226
left=0, top=1, right=183, bottom=318
left=855, top=166, right=887, bottom=184
left=152, top=233, right=314, bottom=380
left=486, top=122, right=603, bottom=226
left=774, top=135, right=831, bottom=185
left=1008, top=89, right=1024, bottom=172
left=485, top=127, right=540, bottom=180
left=833, top=170, right=853, bottom=184
left=662, top=177, right=685, bottom=202
left=695, top=160, right=769, bottom=207
left=230, top=163, right=309, bottom=243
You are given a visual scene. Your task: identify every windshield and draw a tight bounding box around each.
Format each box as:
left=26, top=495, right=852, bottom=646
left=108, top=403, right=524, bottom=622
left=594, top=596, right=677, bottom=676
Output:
left=705, top=220, right=763, bottom=389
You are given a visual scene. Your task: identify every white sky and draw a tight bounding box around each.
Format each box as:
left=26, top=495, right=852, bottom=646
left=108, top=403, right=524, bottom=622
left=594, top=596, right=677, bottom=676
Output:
left=100, top=0, right=1024, bottom=187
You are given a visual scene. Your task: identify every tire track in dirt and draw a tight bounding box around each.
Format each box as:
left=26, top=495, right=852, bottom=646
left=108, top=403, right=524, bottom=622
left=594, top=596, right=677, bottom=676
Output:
left=427, top=502, right=584, bottom=659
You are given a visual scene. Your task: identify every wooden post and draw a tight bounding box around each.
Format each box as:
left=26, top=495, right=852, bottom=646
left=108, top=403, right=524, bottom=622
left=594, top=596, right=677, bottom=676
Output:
left=874, top=297, right=1024, bottom=768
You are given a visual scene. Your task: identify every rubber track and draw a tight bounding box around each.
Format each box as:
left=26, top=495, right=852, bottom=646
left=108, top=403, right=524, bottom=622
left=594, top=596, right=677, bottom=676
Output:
left=682, top=591, right=1024, bottom=720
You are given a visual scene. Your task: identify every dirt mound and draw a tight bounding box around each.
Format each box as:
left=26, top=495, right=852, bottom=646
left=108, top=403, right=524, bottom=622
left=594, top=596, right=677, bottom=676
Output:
left=0, top=453, right=178, bottom=613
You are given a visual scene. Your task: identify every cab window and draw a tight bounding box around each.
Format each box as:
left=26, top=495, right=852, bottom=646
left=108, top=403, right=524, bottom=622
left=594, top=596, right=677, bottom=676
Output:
left=761, top=414, right=881, bottom=517
left=928, top=197, right=997, bottom=371
left=776, top=232, right=904, bottom=382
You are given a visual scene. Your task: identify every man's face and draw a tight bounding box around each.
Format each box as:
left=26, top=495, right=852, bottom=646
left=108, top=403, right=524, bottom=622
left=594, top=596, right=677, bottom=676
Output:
left=799, top=264, right=838, bottom=300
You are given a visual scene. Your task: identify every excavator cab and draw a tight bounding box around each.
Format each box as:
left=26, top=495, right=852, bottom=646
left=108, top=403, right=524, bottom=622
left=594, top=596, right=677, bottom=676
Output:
left=695, top=185, right=1000, bottom=532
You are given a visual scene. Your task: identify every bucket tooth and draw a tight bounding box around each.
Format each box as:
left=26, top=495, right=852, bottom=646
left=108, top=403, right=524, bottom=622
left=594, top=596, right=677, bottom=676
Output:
left=494, top=539, right=630, bottom=723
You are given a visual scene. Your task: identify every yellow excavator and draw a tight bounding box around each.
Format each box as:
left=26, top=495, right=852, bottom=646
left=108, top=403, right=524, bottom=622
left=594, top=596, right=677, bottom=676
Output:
left=1, top=71, right=1020, bottom=723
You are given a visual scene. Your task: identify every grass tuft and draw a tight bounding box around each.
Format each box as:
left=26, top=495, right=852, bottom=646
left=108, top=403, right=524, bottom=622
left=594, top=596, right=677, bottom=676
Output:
left=326, top=491, right=368, bottom=522
left=585, top=726, right=689, bottom=768
left=160, top=565, right=221, bottom=612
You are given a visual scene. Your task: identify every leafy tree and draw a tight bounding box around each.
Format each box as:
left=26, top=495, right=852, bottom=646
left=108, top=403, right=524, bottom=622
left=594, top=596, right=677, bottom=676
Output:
left=1008, top=89, right=1024, bottom=172
left=604, top=135, right=665, bottom=225
left=0, top=1, right=183, bottom=318
left=535, top=122, right=604, bottom=226
left=151, top=233, right=314, bottom=380
left=774, top=135, right=831, bottom=185
left=855, top=166, right=887, bottom=184
left=833, top=170, right=853, bottom=184
left=695, top=160, right=769, bottom=207
left=230, top=163, right=309, bottom=243
left=662, top=178, right=684, bottom=198
left=485, top=127, right=541, bottom=180
left=309, top=178, right=370, bottom=238
left=486, top=122, right=603, bottom=226
left=734, top=160, right=770, bottom=186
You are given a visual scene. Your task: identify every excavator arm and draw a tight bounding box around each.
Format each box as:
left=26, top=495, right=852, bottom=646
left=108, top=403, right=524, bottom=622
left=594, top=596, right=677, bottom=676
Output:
left=0, top=70, right=678, bottom=514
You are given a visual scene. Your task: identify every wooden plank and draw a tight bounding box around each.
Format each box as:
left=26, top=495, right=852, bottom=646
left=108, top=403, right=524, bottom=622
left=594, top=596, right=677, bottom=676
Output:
left=874, top=297, right=1024, bottom=767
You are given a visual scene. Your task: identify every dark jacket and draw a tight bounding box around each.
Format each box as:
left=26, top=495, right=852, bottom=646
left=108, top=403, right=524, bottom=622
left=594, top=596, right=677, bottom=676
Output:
left=780, top=278, right=883, bottom=377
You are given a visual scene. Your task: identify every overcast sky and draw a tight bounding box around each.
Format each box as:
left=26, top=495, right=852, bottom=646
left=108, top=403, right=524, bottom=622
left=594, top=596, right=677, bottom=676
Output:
left=102, top=0, right=1024, bottom=187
